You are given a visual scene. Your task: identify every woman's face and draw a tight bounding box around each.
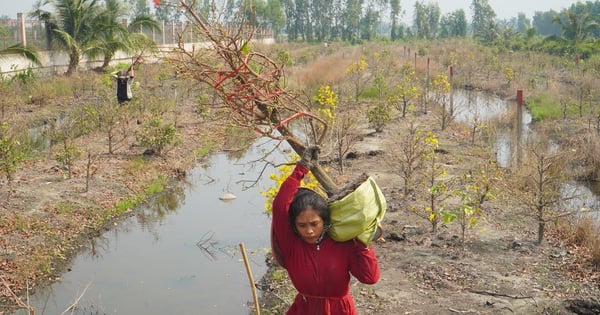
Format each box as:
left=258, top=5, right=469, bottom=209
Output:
left=294, top=207, right=325, bottom=244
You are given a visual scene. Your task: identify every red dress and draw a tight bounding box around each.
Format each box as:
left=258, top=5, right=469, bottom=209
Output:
left=271, top=164, right=380, bottom=315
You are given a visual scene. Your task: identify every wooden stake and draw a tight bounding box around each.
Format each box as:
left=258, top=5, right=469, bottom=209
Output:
left=239, top=242, right=261, bottom=315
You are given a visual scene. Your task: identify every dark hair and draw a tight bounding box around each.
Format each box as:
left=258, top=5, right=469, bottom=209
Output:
left=289, top=188, right=330, bottom=234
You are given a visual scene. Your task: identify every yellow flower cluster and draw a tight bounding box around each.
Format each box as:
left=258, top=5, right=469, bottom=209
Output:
left=346, top=58, right=368, bottom=74
left=314, top=85, right=338, bottom=121
left=260, top=153, right=325, bottom=215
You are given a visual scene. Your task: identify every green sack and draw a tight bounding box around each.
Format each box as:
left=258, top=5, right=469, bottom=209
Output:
left=328, top=176, right=387, bottom=246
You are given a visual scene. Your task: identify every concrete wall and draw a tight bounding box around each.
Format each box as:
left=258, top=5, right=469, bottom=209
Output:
left=0, top=38, right=275, bottom=78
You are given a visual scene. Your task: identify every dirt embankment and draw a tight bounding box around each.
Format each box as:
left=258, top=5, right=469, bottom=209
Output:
left=258, top=114, right=600, bottom=315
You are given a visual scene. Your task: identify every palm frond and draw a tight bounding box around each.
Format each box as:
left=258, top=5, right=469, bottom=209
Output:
left=0, top=44, right=42, bottom=66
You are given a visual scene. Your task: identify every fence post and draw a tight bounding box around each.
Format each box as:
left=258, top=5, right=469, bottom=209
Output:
left=171, top=22, right=176, bottom=44
left=18, top=13, right=27, bottom=47
left=162, top=20, right=166, bottom=46
left=180, top=22, right=185, bottom=42
left=516, top=90, right=523, bottom=166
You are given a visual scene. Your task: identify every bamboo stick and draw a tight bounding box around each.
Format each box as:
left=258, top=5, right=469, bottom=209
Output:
left=239, top=242, right=260, bottom=315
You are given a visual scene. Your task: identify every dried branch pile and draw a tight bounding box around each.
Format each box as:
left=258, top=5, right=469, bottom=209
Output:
left=168, top=1, right=341, bottom=195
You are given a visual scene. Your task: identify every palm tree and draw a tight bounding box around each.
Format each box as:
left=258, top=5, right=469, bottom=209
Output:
left=30, top=0, right=102, bottom=76
left=0, top=26, right=42, bottom=66
left=0, top=45, right=42, bottom=67
left=552, top=9, right=599, bottom=46
left=88, top=0, right=161, bottom=69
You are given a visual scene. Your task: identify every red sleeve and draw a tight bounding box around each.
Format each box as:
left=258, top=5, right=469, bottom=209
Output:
left=349, top=240, right=380, bottom=284
left=271, top=164, right=308, bottom=266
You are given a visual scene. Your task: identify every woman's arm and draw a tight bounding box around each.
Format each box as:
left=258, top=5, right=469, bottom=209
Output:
left=271, top=164, right=308, bottom=263
left=349, top=240, right=380, bottom=284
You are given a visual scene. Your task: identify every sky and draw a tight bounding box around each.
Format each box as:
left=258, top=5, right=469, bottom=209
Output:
left=0, top=0, right=582, bottom=22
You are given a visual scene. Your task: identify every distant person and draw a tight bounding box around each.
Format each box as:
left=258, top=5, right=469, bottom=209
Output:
left=113, top=67, right=134, bottom=104
left=271, top=146, right=380, bottom=314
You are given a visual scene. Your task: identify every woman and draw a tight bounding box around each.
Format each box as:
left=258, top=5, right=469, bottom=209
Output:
left=271, top=146, right=380, bottom=314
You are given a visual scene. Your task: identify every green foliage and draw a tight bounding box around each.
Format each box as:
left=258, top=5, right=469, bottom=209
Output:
left=195, top=94, right=212, bottom=118
left=276, top=49, right=294, bottom=66
left=10, top=66, right=37, bottom=85
left=443, top=162, right=498, bottom=243
left=526, top=93, right=563, bottom=120
left=54, top=143, right=83, bottom=176
left=420, top=132, right=449, bottom=232
left=360, top=86, right=380, bottom=99
left=372, top=74, right=388, bottom=99
left=194, top=141, right=218, bottom=158
left=0, top=122, right=25, bottom=187
left=145, top=176, right=166, bottom=195
left=366, top=102, right=392, bottom=132
left=138, top=117, right=182, bottom=155
left=44, top=116, right=83, bottom=178
left=113, top=196, right=144, bottom=217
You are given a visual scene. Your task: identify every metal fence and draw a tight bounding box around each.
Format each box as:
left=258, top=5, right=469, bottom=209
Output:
left=0, top=13, right=273, bottom=51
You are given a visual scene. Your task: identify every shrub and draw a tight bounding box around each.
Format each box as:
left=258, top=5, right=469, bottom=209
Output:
left=366, top=102, right=392, bottom=132
left=138, top=117, right=182, bottom=155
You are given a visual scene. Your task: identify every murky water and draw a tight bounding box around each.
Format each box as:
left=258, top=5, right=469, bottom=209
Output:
left=451, top=89, right=532, bottom=168
left=562, top=181, right=600, bottom=221
left=11, top=140, right=284, bottom=315
left=452, top=89, right=600, bottom=220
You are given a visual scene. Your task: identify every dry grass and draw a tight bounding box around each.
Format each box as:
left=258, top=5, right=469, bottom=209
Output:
left=554, top=216, right=600, bottom=271
left=574, top=217, right=600, bottom=270
left=591, top=235, right=600, bottom=271
left=286, top=44, right=362, bottom=90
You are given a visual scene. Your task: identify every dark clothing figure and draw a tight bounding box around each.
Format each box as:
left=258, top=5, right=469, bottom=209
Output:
left=114, top=69, right=134, bottom=103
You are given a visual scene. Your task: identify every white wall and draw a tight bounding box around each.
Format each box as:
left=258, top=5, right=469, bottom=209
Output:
left=0, top=38, right=276, bottom=78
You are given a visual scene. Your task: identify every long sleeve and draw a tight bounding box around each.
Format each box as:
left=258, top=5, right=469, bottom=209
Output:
left=271, top=164, right=308, bottom=267
left=349, top=239, right=380, bottom=284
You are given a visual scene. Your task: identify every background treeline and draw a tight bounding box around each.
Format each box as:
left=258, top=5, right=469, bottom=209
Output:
left=1, top=0, right=599, bottom=72
left=120, top=0, right=600, bottom=57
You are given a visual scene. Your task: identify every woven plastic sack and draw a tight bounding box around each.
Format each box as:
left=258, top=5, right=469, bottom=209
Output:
left=328, top=176, right=387, bottom=246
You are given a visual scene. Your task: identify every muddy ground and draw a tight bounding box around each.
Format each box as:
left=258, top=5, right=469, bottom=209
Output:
left=257, top=114, right=600, bottom=315
left=0, top=66, right=599, bottom=314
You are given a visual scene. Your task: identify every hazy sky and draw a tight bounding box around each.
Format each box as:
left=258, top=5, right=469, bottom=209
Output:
left=1, top=0, right=581, bottom=22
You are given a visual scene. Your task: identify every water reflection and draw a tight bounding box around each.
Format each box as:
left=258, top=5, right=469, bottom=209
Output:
left=452, top=89, right=532, bottom=169
left=11, top=140, right=282, bottom=315
left=452, top=89, right=600, bottom=222
left=562, top=181, right=600, bottom=221
left=453, top=89, right=511, bottom=123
